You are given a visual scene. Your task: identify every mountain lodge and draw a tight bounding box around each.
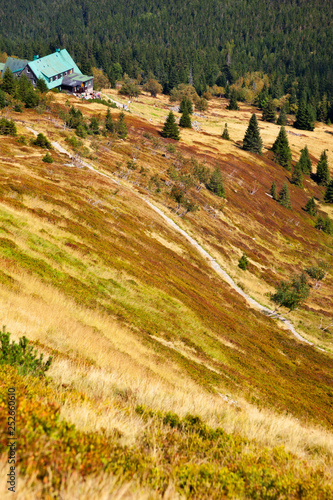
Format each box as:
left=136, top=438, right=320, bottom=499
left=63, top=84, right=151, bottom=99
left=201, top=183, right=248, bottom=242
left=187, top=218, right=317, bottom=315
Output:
left=1, top=49, right=93, bottom=94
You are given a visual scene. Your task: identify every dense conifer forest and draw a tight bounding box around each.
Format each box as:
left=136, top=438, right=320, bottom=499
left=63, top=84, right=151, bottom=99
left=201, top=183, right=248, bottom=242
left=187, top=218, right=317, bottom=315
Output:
left=1, top=0, right=333, bottom=114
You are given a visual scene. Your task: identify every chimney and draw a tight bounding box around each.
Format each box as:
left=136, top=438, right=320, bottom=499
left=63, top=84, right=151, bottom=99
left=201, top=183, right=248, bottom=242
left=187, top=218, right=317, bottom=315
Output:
left=56, top=48, right=60, bottom=53
left=34, top=55, right=39, bottom=60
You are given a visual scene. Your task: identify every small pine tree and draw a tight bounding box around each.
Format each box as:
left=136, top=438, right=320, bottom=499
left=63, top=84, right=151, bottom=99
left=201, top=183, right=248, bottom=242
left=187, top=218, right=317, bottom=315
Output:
left=33, top=133, right=52, bottom=148
left=227, top=88, right=239, bottom=110
left=316, top=150, right=330, bottom=186
left=324, top=180, right=333, bottom=203
left=224, top=83, right=230, bottom=99
left=315, top=215, right=333, bottom=235
left=42, top=151, right=53, bottom=163
left=304, top=196, right=317, bottom=216
left=24, top=87, right=39, bottom=108
left=105, top=108, right=114, bottom=133
left=270, top=181, right=278, bottom=200
left=262, top=98, right=276, bottom=123
left=179, top=107, right=192, bottom=128
left=277, top=106, right=287, bottom=126
left=238, top=253, right=249, bottom=270
left=115, top=111, right=128, bottom=139
left=278, top=182, right=292, bottom=209
left=179, top=97, right=193, bottom=114
left=272, top=126, right=292, bottom=170
left=271, top=273, right=309, bottom=311
left=256, top=83, right=269, bottom=109
left=1, top=68, right=16, bottom=95
left=76, top=124, right=87, bottom=138
left=221, top=123, right=230, bottom=140
left=242, top=114, right=262, bottom=154
left=294, top=100, right=314, bottom=131
left=36, top=78, right=48, bottom=93
left=161, top=112, right=180, bottom=140
left=66, top=106, right=84, bottom=129
left=291, top=162, right=303, bottom=188
left=206, top=167, right=225, bottom=197
left=0, top=89, right=6, bottom=109
left=89, top=117, right=100, bottom=135
left=0, top=117, right=17, bottom=136
left=298, top=146, right=312, bottom=175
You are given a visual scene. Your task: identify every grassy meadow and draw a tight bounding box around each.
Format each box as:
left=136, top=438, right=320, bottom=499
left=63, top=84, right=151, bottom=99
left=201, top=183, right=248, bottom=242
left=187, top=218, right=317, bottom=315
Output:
left=0, top=90, right=333, bottom=497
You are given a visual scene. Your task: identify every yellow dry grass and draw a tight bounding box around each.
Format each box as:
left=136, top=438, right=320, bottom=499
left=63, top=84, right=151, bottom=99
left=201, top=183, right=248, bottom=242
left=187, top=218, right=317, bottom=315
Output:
left=102, top=89, right=333, bottom=168
left=49, top=352, right=333, bottom=468
left=1, top=266, right=333, bottom=467
left=1, top=91, right=333, bottom=495
left=0, top=456, right=170, bottom=500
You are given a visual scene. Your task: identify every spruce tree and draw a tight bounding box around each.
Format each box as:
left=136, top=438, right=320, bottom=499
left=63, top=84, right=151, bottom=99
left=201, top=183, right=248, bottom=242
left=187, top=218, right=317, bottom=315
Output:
left=179, top=97, right=193, bottom=114
left=105, top=108, right=114, bottom=133
left=262, top=98, right=276, bottom=123
left=179, top=107, right=192, bottom=128
left=227, top=88, right=239, bottom=110
left=242, top=114, right=262, bottom=154
left=89, top=117, right=100, bottom=135
left=224, top=83, right=230, bottom=99
left=0, top=117, right=17, bottom=136
left=324, top=180, right=333, bottom=203
left=277, top=106, right=287, bottom=126
left=270, top=181, right=278, bottom=200
left=272, top=126, right=292, bottom=170
left=256, top=84, right=269, bottom=109
left=1, top=68, right=16, bottom=95
left=24, top=87, right=39, bottom=108
left=304, top=196, right=317, bottom=216
left=238, top=253, right=249, bottom=270
left=291, top=162, right=303, bottom=188
left=221, top=123, right=230, bottom=140
left=298, top=146, right=312, bottom=175
left=115, top=111, right=128, bottom=139
left=0, top=89, right=6, bottom=109
left=42, top=152, right=53, bottom=163
left=36, top=78, right=48, bottom=93
left=316, top=150, right=330, bottom=186
left=161, top=112, right=180, bottom=140
left=315, top=215, right=333, bottom=235
left=17, top=74, right=31, bottom=101
left=294, top=100, right=314, bottom=131
left=278, top=183, right=292, bottom=209
left=206, top=167, right=225, bottom=197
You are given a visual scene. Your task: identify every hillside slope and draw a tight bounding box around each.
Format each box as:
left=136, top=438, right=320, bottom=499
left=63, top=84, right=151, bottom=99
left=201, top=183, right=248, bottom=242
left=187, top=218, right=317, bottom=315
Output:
left=0, top=91, right=333, bottom=497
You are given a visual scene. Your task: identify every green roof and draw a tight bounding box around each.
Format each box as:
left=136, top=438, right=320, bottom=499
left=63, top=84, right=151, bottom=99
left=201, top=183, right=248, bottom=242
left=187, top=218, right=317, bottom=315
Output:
left=2, top=57, right=29, bottom=74
left=62, top=73, right=93, bottom=87
left=28, top=49, right=82, bottom=89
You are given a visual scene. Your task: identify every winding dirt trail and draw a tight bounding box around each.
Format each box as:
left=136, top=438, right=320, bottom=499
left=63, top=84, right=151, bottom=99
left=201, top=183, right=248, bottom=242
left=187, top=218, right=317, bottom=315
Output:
left=144, top=201, right=321, bottom=348
left=26, top=125, right=323, bottom=350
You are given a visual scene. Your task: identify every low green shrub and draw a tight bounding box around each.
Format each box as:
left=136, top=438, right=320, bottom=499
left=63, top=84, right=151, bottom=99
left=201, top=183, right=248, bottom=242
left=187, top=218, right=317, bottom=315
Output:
left=0, top=326, right=52, bottom=377
left=33, top=133, right=52, bottom=149
left=17, top=135, right=27, bottom=144
left=305, top=266, right=325, bottom=281
left=0, top=117, right=17, bottom=136
left=42, top=151, right=54, bottom=163
left=238, top=253, right=249, bottom=270
left=315, top=215, right=333, bottom=235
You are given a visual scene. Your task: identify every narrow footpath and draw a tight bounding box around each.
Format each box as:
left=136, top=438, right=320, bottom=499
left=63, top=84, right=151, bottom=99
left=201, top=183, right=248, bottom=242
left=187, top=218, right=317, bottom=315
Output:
left=27, top=125, right=324, bottom=351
